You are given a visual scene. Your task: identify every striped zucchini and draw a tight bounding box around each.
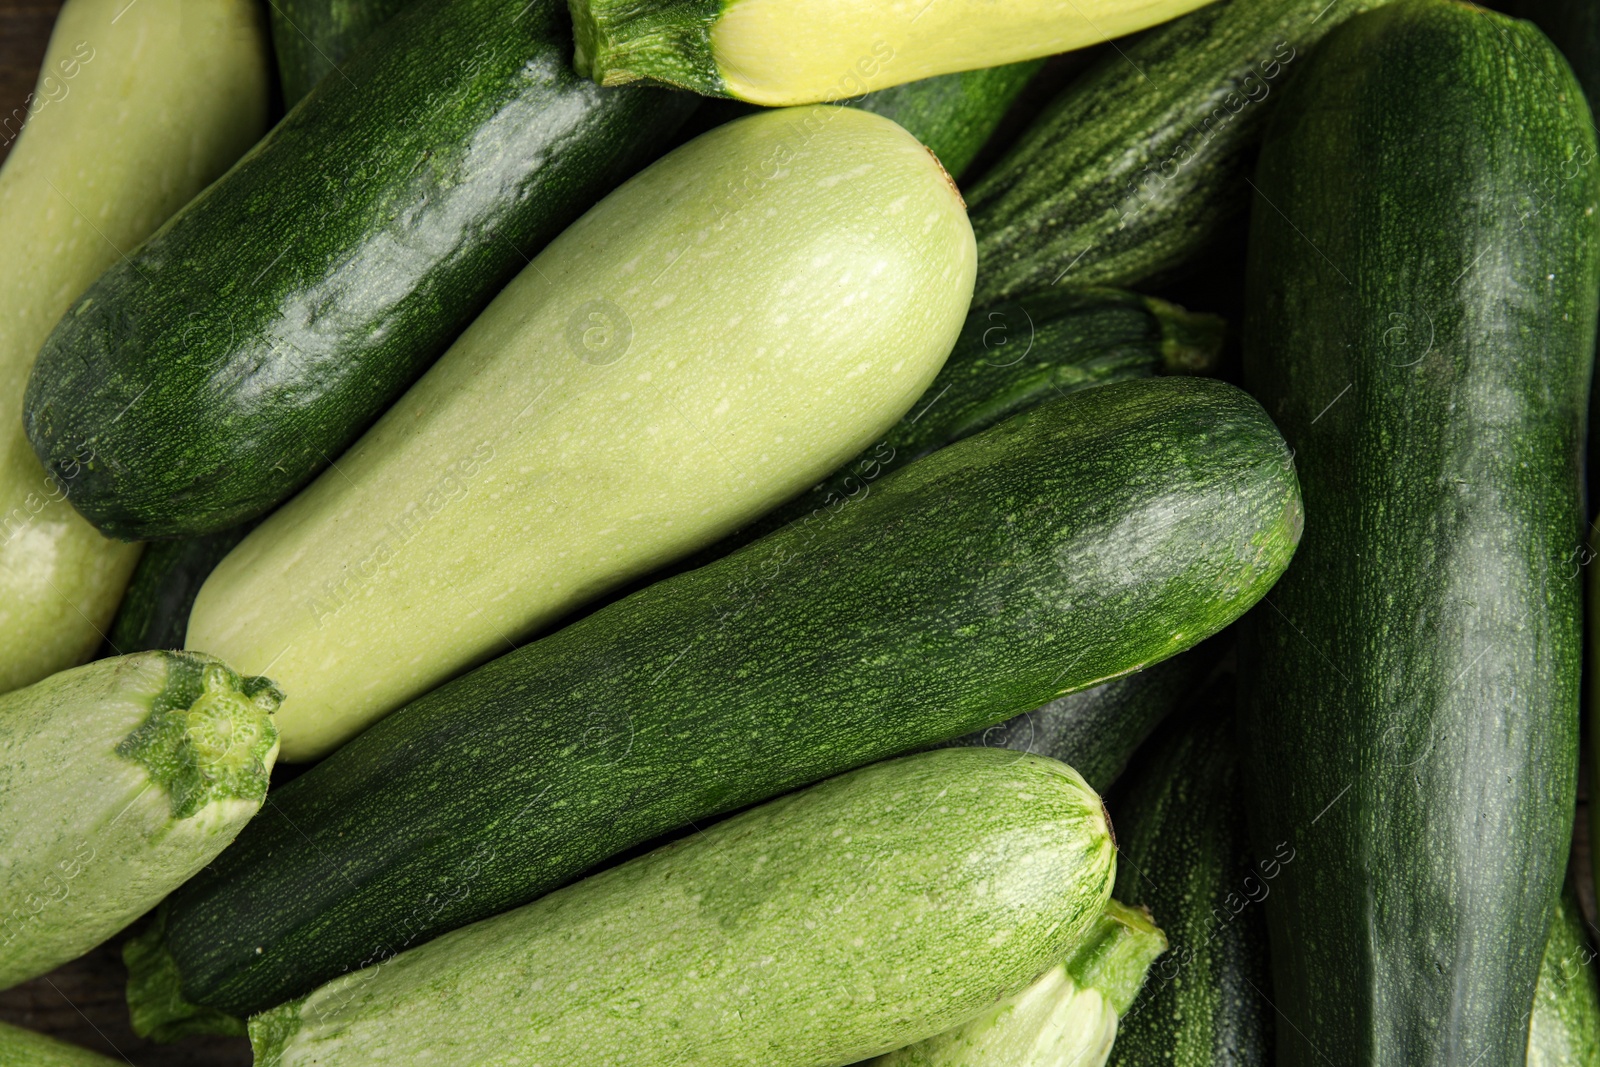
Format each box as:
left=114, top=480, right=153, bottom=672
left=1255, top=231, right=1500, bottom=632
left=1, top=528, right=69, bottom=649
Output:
left=1238, top=3, right=1599, bottom=1063
left=871, top=900, right=1167, bottom=1067
left=133, top=374, right=1301, bottom=1027
left=0, top=0, right=269, bottom=692
left=250, top=749, right=1116, bottom=1066
left=0, top=652, right=281, bottom=991
left=967, top=0, right=1392, bottom=302
left=852, top=61, right=1043, bottom=179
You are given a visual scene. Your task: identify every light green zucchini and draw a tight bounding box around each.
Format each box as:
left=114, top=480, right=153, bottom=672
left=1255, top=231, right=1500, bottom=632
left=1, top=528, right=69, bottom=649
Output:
left=568, top=0, right=1218, bottom=106
left=250, top=748, right=1115, bottom=1066
left=869, top=900, right=1166, bottom=1067
left=1528, top=873, right=1600, bottom=1066
left=0, top=0, right=270, bottom=693
left=0, top=652, right=281, bottom=990
left=0, top=1022, right=117, bottom=1067
left=186, top=104, right=976, bottom=761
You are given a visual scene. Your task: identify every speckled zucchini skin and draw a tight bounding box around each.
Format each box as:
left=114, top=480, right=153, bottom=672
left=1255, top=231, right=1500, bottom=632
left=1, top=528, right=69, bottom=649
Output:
left=1107, top=676, right=1272, bottom=1067
left=140, top=374, right=1301, bottom=1022
left=967, top=0, right=1393, bottom=302
left=1528, top=873, right=1600, bottom=1066
left=250, top=750, right=1116, bottom=1067
left=267, top=0, right=408, bottom=106
left=1239, top=3, right=1600, bottom=1064
left=24, top=0, right=697, bottom=540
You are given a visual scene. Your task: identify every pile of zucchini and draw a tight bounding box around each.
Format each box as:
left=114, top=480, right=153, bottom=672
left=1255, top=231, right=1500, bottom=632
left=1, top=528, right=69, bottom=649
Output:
left=1, top=0, right=1599, bottom=1064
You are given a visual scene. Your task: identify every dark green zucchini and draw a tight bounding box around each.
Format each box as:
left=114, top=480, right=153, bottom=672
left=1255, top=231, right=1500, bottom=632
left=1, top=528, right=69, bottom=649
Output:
left=23, top=0, right=697, bottom=541
left=966, top=0, right=1393, bottom=304
left=1238, top=3, right=1599, bottom=1064
left=105, top=529, right=252, bottom=654
left=851, top=61, right=1043, bottom=179
left=942, top=640, right=1216, bottom=794
left=267, top=0, right=408, bottom=107
left=1106, top=672, right=1273, bottom=1067
left=1494, top=0, right=1600, bottom=104
left=1528, top=868, right=1600, bottom=1065
left=130, top=375, right=1302, bottom=1028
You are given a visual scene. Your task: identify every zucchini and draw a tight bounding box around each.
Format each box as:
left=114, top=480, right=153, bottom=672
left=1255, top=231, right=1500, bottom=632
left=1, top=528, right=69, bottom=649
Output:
left=0, top=0, right=269, bottom=692
left=249, top=749, right=1117, bottom=1066
left=1237, top=3, right=1599, bottom=1063
left=707, top=286, right=1224, bottom=565
left=267, top=0, right=408, bottom=106
left=567, top=0, right=1216, bottom=106
left=23, top=0, right=698, bottom=541
left=186, top=104, right=977, bottom=762
left=0, top=652, right=281, bottom=991
left=1494, top=0, right=1600, bottom=105
left=966, top=0, right=1391, bottom=302
left=1528, top=872, right=1600, bottom=1066
left=106, top=528, right=253, bottom=654
left=944, top=642, right=1215, bottom=795
left=851, top=61, right=1043, bottom=180
left=870, top=900, right=1167, bottom=1067
left=1106, top=674, right=1273, bottom=1067
left=0, top=1022, right=116, bottom=1067
left=134, top=374, right=1302, bottom=1026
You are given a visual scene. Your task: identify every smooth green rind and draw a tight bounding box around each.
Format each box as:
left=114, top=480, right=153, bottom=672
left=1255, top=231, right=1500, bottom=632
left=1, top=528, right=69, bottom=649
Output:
left=1238, top=3, right=1600, bottom=1064
left=1528, top=875, right=1600, bottom=1066
left=249, top=750, right=1116, bottom=1067
left=0, top=1021, right=118, bottom=1067
left=0, top=652, right=281, bottom=990
left=267, top=0, right=409, bottom=106
left=571, top=0, right=725, bottom=95
left=967, top=0, right=1392, bottom=302
left=24, top=0, right=697, bottom=540
left=705, top=287, right=1224, bottom=563
left=150, top=374, right=1301, bottom=1019
left=106, top=527, right=253, bottom=654
left=1108, top=675, right=1272, bottom=1067
left=869, top=900, right=1165, bottom=1067
left=851, top=61, right=1042, bottom=179
left=943, top=641, right=1214, bottom=795
left=123, top=912, right=247, bottom=1041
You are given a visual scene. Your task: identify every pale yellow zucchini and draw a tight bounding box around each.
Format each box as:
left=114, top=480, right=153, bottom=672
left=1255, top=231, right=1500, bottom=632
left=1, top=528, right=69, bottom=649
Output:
left=0, top=0, right=270, bottom=693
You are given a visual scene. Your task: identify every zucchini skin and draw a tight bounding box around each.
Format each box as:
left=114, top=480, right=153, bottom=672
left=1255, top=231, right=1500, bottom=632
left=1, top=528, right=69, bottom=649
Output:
left=944, top=642, right=1214, bottom=795
left=106, top=528, right=252, bottom=654
left=144, top=375, right=1301, bottom=1020
left=0, top=652, right=281, bottom=990
left=707, top=287, right=1224, bottom=563
left=966, top=0, right=1391, bottom=302
left=0, top=0, right=270, bottom=692
left=851, top=61, right=1043, bottom=179
left=267, top=0, right=408, bottom=106
left=1527, top=873, right=1600, bottom=1066
left=24, top=0, right=698, bottom=541
left=1106, top=676, right=1272, bottom=1067
left=1238, top=3, right=1599, bottom=1064
left=249, top=750, right=1114, bottom=1066
left=0, top=1022, right=117, bottom=1067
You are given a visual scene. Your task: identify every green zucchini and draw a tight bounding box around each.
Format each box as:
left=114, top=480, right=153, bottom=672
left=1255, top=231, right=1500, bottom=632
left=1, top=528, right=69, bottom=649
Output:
left=249, top=749, right=1117, bottom=1066
left=1528, top=871, right=1600, bottom=1066
left=568, top=0, right=1216, bottom=106
left=706, top=286, right=1224, bottom=564
left=1238, top=3, right=1599, bottom=1064
left=0, top=0, right=270, bottom=693
left=1494, top=0, right=1600, bottom=105
left=23, top=0, right=698, bottom=542
left=106, top=528, right=252, bottom=654
left=851, top=61, right=1043, bottom=180
left=1106, top=674, right=1273, bottom=1067
left=0, top=651, right=281, bottom=991
left=186, top=105, right=977, bottom=762
left=966, top=0, right=1392, bottom=302
left=944, top=642, right=1215, bottom=795
left=870, top=900, right=1167, bottom=1067
left=267, top=0, right=408, bottom=106
left=133, top=374, right=1301, bottom=1027
left=0, top=1022, right=117, bottom=1067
